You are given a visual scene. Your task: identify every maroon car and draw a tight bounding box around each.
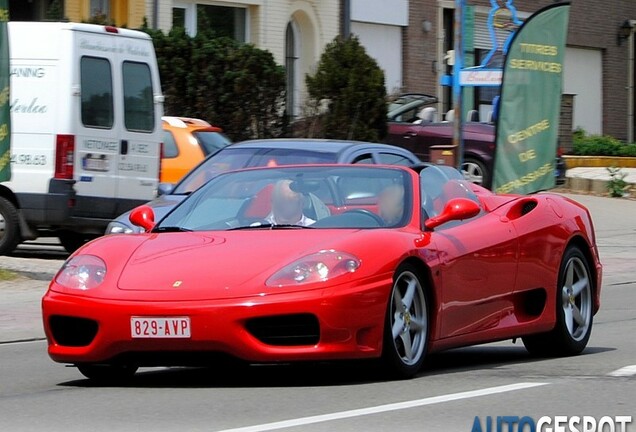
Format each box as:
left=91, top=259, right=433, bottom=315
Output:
left=385, top=94, right=566, bottom=189
left=385, top=94, right=495, bottom=187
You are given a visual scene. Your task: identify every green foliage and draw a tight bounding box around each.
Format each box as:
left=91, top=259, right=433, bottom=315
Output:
left=306, top=36, right=387, bottom=142
left=606, top=166, right=629, bottom=197
left=573, top=130, right=636, bottom=156
left=141, top=26, right=286, bottom=141
left=45, top=0, right=64, bottom=21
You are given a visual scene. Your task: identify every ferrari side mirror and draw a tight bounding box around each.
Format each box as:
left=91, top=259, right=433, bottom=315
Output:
left=129, top=205, right=156, bottom=232
left=425, top=198, right=481, bottom=230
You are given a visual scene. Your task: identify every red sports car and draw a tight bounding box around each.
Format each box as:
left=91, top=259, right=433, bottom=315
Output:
left=42, top=164, right=602, bottom=380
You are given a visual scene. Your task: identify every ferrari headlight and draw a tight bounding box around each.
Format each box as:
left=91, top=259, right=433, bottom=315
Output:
left=55, top=255, right=107, bottom=290
left=266, top=250, right=360, bottom=287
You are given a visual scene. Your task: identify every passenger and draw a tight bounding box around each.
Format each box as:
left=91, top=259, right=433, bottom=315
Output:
left=266, top=180, right=315, bottom=226
left=378, top=184, right=405, bottom=226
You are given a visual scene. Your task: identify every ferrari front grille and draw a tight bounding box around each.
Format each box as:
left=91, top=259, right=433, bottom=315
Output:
left=49, top=315, right=98, bottom=347
left=246, top=314, right=320, bottom=346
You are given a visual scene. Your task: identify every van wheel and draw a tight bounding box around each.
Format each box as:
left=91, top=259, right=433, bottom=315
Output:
left=58, top=231, right=96, bottom=254
left=0, top=197, right=21, bottom=256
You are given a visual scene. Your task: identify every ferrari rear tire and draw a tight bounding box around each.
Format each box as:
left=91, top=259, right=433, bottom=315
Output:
left=77, top=364, right=139, bottom=382
left=382, top=264, right=429, bottom=379
left=522, top=246, right=593, bottom=357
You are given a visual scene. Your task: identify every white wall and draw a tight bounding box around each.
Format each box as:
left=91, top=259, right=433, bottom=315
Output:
left=563, top=47, right=603, bottom=135
left=351, top=21, right=403, bottom=93
left=350, top=0, right=408, bottom=26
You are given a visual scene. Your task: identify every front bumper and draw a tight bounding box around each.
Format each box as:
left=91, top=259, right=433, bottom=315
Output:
left=42, top=278, right=390, bottom=366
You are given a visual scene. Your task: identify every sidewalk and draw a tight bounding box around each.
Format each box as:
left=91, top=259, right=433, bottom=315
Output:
left=0, top=277, right=48, bottom=343
left=566, top=167, right=636, bottom=194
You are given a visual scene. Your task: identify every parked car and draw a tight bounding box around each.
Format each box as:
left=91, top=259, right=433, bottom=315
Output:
left=44, top=163, right=601, bottom=381
left=1, top=22, right=163, bottom=255
left=160, top=116, right=231, bottom=184
left=386, top=94, right=567, bottom=188
left=106, top=139, right=421, bottom=234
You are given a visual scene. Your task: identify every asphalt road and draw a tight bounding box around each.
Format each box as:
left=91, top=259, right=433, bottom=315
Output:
left=0, top=193, right=634, bottom=432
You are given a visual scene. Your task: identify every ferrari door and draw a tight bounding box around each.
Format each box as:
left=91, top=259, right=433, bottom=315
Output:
left=433, top=214, right=519, bottom=339
left=420, top=168, right=519, bottom=339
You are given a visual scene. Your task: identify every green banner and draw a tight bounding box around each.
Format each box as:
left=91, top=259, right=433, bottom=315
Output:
left=493, top=3, right=570, bottom=194
left=0, top=0, right=10, bottom=182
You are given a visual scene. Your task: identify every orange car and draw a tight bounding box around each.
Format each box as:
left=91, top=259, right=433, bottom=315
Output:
left=160, top=116, right=232, bottom=184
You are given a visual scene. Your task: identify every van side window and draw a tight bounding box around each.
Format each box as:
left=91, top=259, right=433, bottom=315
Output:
left=80, top=57, right=114, bottom=129
left=123, top=62, right=155, bottom=133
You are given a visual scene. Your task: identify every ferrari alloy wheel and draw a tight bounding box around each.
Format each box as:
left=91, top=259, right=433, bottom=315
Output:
left=523, top=246, right=593, bottom=357
left=77, top=364, right=139, bottom=382
left=383, top=265, right=429, bottom=378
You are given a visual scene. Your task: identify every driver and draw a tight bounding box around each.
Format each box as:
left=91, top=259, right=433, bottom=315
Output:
left=266, top=180, right=315, bottom=226
left=378, top=184, right=405, bottom=226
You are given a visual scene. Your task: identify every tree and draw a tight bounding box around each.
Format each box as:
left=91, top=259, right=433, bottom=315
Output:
left=305, top=36, right=387, bottom=142
left=142, top=23, right=286, bottom=141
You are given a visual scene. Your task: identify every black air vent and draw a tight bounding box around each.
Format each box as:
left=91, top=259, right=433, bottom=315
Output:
left=521, top=200, right=538, bottom=216
left=49, top=315, right=98, bottom=347
left=246, top=314, right=320, bottom=346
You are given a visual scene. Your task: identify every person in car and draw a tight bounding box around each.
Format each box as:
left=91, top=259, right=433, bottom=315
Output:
left=266, top=180, right=316, bottom=226
left=378, top=184, right=405, bottom=226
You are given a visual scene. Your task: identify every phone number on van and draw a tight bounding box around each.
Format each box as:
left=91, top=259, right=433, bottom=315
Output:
left=11, top=154, right=47, bottom=165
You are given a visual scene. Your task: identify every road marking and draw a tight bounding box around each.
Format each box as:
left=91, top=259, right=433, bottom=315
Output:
left=609, top=365, right=636, bottom=377
left=216, top=382, right=549, bottom=432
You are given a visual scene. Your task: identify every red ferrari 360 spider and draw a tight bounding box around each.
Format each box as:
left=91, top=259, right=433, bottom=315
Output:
left=42, top=164, right=602, bottom=380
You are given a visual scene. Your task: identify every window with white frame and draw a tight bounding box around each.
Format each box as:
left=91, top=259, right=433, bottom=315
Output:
left=90, top=0, right=110, bottom=17
left=172, top=2, right=248, bottom=42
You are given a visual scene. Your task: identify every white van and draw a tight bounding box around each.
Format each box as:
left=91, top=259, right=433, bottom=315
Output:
left=1, top=22, right=163, bottom=254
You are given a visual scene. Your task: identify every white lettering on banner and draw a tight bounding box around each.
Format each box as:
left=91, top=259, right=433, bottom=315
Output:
left=10, top=98, right=47, bottom=114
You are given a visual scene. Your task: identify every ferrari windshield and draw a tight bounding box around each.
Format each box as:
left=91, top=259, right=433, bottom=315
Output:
left=157, top=166, right=412, bottom=231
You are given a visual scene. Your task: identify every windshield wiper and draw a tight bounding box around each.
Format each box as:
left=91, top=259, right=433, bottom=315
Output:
left=227, top=223, right=315, bottom=231
left=153, top=226, right=193, bottom=233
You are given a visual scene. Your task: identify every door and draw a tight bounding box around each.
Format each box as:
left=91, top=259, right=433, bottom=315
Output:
left=116, top=57, right=161, bottom=214
left=75, top=47, right=119, bottom=218
left=420, top=168, right=519, bottom=339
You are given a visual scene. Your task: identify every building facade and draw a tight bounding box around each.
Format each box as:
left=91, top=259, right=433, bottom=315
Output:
left=8, top=0, right=146, bottom=28
left=147, top=0, right=339, bottom=116
left=403, top=0, right=636, bottom=142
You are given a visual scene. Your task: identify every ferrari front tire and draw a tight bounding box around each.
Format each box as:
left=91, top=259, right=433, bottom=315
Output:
left=382, top=264, right=429, bottom=379
left=77, top=364, right=139, bottom=382
left=523, top=246, right=594, bottom=357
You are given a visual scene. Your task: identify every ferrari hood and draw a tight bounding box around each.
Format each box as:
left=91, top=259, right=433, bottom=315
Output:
left=116, top=229, right=361, bottom=300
